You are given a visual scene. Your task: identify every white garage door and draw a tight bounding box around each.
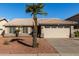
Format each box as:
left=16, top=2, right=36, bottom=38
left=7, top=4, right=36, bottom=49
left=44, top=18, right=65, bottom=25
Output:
left=43, top=26, right=70, bottom=38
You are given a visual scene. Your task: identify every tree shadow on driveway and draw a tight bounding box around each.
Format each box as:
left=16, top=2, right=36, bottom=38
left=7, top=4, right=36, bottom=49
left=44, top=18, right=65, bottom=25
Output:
left=10, top=38, right=33, bottom=47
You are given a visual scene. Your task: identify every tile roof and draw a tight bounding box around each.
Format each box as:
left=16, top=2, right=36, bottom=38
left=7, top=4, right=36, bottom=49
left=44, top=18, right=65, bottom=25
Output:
left=39, top=19, right=77, bottom=25
left=4, top=18, right=77, bottom=26
left=0, top=18, right=8, bottom=22
left=4, top=18, right=34, bottom=26
left=66, top=13, right=79, bottom=21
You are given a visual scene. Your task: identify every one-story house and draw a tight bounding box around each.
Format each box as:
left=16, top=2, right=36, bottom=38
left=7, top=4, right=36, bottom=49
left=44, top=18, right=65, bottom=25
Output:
left=4, top=18, right=76, bottom=38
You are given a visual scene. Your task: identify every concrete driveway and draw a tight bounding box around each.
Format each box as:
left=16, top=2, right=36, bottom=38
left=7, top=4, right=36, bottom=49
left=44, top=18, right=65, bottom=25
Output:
left=46, top=38, right=79, bottom=56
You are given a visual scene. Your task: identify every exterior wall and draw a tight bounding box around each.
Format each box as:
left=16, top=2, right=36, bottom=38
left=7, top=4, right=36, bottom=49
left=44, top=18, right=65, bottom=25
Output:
left=19, top=27, right=23, bottom=34
left=4, top=26, right=32, bottom=36
left=41, top=26, right=44, bottom=37
left=28, top=27, right=32, bottom=34
left=5, top=27, right=9, bottom=34
left=5, top=27, right=15, bottom=36
left=70, top=26, right=74, bottom=38
left=4, top=25, right=74, bottom=38
left=74, top=29, right=79, bottom=32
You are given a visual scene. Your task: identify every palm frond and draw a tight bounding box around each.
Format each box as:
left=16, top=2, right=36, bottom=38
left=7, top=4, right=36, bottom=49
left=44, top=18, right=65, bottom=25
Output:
left=37, top=3, right=44, bottom=8
left=25, top=4, right=33, bottom=13
left=25, top=3, right=47, bottom=16
left=37, top=12, right=48, bottom=16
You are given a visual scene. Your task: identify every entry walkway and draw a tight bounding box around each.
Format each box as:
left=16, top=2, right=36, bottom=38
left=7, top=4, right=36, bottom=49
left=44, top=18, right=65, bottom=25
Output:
left=47, top=38, right=79, bottom=56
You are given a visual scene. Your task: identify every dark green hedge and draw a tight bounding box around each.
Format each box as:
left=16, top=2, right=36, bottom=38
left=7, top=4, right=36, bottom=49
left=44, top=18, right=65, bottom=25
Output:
left=74, top=31, right=79, bottom=37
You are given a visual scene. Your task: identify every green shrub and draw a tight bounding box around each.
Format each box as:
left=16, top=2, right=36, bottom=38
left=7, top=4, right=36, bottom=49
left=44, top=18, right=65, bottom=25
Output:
left=74, top=31, right=79, bottom=37
left=14, top=29, right=20, bottom=37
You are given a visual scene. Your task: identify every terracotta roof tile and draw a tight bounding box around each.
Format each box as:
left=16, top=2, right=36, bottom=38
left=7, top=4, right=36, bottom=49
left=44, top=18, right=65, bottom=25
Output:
left=4, top=18, right=77, bottom=26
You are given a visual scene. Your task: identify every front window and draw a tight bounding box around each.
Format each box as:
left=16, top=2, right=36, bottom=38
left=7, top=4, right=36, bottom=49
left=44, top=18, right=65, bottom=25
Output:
left=23, top=27, right=28, bottom=33
left=9, top=27, right=16, bottom=33
left=0, top=25, right=3, bottom=30
left=64, top=26, right=69, bottom=28
left=58, top=25, right=63, bottom=28
left=0, top=29, right=2, bottom=30
left=51, top=25, right=57, bottom=28
left=45, top=26, right=50, bottom=28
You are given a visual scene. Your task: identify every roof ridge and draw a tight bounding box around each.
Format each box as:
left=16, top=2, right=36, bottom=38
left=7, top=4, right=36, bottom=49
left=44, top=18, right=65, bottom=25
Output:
left=12, top=18, right=63, bottom=20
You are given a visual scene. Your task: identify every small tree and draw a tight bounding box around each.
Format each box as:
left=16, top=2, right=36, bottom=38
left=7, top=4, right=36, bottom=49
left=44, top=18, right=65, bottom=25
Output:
left=25, top=3, right=47, bottom=48
left=15, top=29, right=20, bottom=37
left=1, top=30, right=5, bottom=37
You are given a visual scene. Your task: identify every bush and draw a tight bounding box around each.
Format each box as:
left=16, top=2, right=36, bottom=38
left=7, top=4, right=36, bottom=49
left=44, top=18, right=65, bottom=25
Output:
left=14, top=29, right=20, bottom=37
left=74, top=31, right=79, bottom=37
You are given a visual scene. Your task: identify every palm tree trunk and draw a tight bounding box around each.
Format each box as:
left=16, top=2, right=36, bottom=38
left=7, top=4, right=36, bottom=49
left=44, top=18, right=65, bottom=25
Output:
left=32, top=15, right=38, bottom=48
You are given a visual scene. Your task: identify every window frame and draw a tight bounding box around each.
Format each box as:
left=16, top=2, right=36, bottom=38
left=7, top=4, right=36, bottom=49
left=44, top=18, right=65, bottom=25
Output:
left=9, top=26, right=16, bottom=33
left=23, top=27, right=28, bottom=33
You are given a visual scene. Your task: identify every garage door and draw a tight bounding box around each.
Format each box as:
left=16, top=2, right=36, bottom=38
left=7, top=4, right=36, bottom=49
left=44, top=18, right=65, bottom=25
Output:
left=43, top=27, right=70, bottom=38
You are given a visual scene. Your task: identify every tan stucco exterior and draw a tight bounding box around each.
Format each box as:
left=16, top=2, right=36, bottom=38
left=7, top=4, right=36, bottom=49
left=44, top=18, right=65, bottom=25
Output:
left=0, top=20, right=8, bottom=34
left=5, top=26, right=32, bottom=36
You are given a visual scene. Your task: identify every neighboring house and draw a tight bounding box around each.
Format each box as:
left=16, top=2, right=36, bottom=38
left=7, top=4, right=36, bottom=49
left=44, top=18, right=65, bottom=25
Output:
left=66, top=13, right=79, bottom=22
left=66, top=13, right=79, bottom=31
left=4, top=18, right=76, bottom=38
left=0, top=18, right=8, bottom=34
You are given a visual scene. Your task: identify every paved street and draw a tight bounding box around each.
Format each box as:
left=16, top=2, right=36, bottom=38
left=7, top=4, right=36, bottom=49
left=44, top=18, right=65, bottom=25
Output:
left=47, top=38, right=79, bottom=56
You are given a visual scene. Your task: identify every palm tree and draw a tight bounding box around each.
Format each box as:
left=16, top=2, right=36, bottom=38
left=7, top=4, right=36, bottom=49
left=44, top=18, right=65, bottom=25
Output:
left=25, top=3, right=47, bottom=48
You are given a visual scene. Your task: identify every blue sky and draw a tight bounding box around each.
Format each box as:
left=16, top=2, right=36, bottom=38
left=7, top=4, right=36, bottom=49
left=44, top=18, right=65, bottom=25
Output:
left=0, top=3, right=79, bottom=20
